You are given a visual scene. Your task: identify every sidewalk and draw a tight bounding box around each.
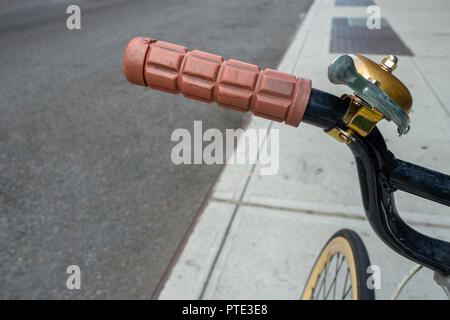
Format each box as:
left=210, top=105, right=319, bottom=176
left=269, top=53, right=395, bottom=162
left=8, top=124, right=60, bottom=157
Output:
left=159, top=0, right=450, bottom=300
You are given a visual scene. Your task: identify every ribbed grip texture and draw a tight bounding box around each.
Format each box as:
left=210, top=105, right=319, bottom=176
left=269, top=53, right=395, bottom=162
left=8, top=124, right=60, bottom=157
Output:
left=123, top=37, right=312, bottom=127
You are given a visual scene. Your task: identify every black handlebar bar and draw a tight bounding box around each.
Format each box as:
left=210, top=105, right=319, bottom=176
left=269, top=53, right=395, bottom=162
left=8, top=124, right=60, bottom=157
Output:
left=306, top=88, right=450, bottom=275
left=389, top=160, right=450, bottom=207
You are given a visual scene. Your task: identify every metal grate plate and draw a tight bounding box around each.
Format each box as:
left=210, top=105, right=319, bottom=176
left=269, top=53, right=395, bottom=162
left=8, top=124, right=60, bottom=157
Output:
left=330, top=17, right=414, bottom=55
left=336, top=0, right=375, bottom=6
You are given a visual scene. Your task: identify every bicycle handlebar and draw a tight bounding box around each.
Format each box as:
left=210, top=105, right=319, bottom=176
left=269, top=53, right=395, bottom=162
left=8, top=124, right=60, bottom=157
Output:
left=123, top=37, right=312, bottom=127
left=123, top=36, right=450, bottom=276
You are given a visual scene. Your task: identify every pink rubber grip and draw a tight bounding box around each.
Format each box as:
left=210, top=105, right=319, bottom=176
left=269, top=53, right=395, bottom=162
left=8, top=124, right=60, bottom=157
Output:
left=123, top=37, right=312, bottom=126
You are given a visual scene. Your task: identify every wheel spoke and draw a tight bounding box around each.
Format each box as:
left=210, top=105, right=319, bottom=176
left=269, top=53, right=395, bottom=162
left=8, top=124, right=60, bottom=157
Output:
left=322, top=261, right=330, bottom=299
left=343, top=285, right=352, bottom=299
left=342, top=267, right=350, bottom=299
left=333, top=254, right=339, bottom=299
left=324, top=254, right=345, bottom=300
left=313, top=260, right=330, bottom=300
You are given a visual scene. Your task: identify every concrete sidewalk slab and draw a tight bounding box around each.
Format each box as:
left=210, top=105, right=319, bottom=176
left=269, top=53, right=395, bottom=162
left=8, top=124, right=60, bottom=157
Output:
left=201, top=206, right=448, bottom=300
left=158, top=201, right=236, bottom=300
left=160, top=0, right=450, bottom=300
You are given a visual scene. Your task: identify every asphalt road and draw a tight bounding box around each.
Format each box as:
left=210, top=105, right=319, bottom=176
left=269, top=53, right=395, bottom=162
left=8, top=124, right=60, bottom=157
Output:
left=0, top=0, right=312, bottom=299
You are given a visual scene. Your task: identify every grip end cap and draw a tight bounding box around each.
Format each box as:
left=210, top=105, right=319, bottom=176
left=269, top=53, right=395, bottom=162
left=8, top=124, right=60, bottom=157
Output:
left=286, top=78, right=312, bottom=127
left=123, top=37, right=151, bottom=86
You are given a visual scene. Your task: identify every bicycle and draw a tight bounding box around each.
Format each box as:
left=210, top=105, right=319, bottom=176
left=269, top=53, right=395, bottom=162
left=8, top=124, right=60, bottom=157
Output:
left=123, top=37, right=450, bottom=300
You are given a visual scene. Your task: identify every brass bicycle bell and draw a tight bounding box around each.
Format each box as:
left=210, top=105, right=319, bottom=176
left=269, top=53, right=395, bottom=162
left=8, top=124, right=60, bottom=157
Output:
left=327, top=54, right=413, bottom=143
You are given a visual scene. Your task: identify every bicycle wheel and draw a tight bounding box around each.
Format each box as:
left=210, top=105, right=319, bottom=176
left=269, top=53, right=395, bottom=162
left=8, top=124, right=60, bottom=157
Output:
left=301, top=229, right=375, bottom=300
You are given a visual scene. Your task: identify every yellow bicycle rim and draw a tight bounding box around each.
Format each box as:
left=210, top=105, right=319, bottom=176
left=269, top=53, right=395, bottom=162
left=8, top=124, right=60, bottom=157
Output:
left=301, top=236, right=358, bottom=300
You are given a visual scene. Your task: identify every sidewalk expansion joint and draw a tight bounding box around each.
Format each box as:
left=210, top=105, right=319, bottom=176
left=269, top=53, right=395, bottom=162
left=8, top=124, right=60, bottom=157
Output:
left=197, top=3, right=322, bottom=296
left=198, top=122, right=273, bottom=299
left=410, top=58, right=450, bottom=117
left=210, top=197, right=450, bottom=231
